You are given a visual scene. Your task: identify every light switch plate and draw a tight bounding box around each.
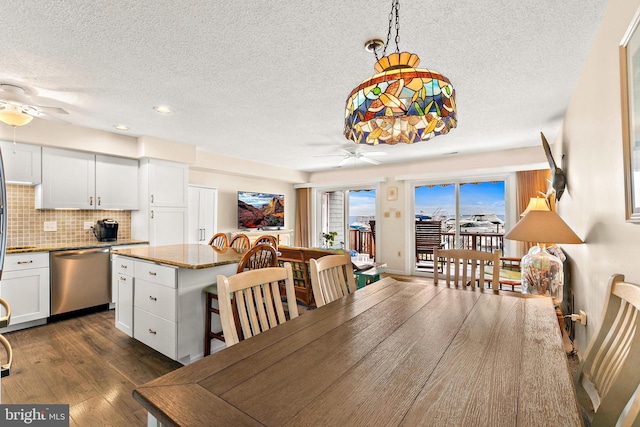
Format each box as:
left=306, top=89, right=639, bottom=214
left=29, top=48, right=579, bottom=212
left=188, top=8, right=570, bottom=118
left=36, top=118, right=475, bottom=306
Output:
left=44, top=221, right=57, bottom=232
left=84, top=222, right=93, bottom=230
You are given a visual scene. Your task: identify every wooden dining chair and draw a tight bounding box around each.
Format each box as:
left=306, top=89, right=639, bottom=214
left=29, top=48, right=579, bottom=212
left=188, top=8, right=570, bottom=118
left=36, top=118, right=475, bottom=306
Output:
left=253, top=234, right=278, bottom=251
left=309, top=253, right=357, bottom=308
left=208, top=232, right=228, bottom=249
left=217, top=264, right=298, bottom=347
left=433, top=247, right=500, bottom=291
left=204, top=244, right=279, bottom=355
left=229, top=233, right=250, bottom=253
left=575, top=274, right=640, bottom=426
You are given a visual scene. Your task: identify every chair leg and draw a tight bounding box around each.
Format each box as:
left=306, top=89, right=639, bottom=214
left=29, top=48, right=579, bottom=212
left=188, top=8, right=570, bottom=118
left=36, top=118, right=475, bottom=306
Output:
left=205, top=292, right=226, bottom=357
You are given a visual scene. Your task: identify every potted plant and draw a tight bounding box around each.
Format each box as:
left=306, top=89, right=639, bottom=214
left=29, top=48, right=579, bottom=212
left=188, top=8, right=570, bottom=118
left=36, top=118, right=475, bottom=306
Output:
left=322, top=231, right=337, bottom=248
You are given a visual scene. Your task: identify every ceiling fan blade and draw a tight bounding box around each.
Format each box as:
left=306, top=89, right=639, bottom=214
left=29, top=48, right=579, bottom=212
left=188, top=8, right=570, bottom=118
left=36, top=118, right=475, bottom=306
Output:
left=36, top=106, right=69, bottom=115
left=359, top=156, right=382, bottom=165
left=365, top=151, right=387, bottom=156
left=337, top=156, right=352, bottom=167
left=33, top=112, right=70, bottom=125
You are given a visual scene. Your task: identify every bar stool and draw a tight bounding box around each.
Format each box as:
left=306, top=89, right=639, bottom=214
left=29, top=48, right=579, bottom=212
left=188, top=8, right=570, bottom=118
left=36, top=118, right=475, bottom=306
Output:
left=204, top=284, right=224, bottom=356
left=204, top=244, right=279, bottom=356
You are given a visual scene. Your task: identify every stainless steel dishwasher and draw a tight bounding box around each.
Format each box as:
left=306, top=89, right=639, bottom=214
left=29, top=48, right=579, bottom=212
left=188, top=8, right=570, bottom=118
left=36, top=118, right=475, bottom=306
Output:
left=50, top=247, right=111, bottom=315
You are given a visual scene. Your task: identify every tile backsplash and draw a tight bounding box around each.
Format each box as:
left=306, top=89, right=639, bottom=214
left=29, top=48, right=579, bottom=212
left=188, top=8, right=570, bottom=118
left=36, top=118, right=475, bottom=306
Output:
left=7, top=184, right=132, bottom=247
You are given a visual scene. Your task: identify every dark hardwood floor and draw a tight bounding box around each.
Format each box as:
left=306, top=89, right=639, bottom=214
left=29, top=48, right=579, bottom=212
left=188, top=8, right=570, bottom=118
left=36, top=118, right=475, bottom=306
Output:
left=0, top=308, right=182, bottom=426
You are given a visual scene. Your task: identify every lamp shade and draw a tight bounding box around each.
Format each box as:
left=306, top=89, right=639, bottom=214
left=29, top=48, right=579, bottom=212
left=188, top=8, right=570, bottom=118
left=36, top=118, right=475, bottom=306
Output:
left=504, top=210, right=583, bottom=244
left=0, top=105, right=33, bottom=127
left=344, top=52, right=456, bottom=145
left=520, top=197, right=550, bottom=216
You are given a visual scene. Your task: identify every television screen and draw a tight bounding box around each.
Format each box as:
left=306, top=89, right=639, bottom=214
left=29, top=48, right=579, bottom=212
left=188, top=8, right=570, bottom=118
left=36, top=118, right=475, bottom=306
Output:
left=238, top=191, right=284, bottom=229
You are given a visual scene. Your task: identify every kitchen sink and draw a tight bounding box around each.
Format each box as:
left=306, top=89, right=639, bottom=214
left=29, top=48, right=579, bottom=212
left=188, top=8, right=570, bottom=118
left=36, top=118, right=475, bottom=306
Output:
left=7, top=246, right=37, bottom=250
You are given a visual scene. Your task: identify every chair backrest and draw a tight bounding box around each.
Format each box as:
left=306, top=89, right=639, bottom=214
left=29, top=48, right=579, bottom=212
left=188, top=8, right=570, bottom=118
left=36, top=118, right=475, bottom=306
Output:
left=416, top=220, right=442, bottom=258
left=236, top=243, right=279, bottom=274
left=253, top=235, right=278, bottom=250
left=217, top=264, right=299, bottom=346
left=309, top=253, right=357, bottom=308
left=208, top=232, right=228, bottom=249
left=229, top=233, right=250, bottom=252
left=433, top=247, right=500, bottom=291
left=575, top=274, right=640, bottom=426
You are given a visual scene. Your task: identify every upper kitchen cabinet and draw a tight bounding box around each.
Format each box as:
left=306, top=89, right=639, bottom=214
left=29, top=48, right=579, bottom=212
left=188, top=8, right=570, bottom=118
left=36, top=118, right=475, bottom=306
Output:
left=36, top=147, right=139, bottom=210
left=132, top=159, right=188, bottom=246
left=95, top=155, right=139, bottom=210
left=145, top=159, right=188, bottom=207
left=0, top=140, right=41, bottom=184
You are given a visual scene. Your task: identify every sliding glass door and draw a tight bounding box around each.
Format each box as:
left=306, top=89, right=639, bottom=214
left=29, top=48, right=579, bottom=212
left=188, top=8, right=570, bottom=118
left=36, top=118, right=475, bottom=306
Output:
left=414, top=179, right=506, bottom=273
left=319, top=188, right=376, bottom=257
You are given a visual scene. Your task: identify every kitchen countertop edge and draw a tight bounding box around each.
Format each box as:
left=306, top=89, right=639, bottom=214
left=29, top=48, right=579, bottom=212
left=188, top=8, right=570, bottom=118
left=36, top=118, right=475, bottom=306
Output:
left=7, top=239, right=150, bottom=254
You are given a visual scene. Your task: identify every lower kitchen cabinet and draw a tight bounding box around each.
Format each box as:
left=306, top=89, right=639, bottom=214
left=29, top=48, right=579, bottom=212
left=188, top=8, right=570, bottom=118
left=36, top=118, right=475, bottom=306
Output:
left=0, top=252, right=50, bottom=332
left=113, top=255, right=237, bottom=364
left=112, top=255, right=134, bottom=336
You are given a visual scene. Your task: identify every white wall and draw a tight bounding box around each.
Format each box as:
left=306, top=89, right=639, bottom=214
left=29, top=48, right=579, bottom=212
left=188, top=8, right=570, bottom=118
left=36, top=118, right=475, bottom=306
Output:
left=557, top=0, right=640, bottom=353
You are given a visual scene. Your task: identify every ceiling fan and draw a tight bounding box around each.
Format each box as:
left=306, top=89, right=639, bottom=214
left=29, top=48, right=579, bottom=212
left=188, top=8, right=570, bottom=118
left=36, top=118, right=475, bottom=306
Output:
left=0, top=83, right=69, bottom=126
left=316, top=145, right=387, bottom=168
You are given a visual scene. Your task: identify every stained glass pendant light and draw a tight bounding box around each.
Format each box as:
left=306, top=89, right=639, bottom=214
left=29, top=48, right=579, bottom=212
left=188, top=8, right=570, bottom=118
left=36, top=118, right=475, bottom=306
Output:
left=344, top=0, right=457, bottom=145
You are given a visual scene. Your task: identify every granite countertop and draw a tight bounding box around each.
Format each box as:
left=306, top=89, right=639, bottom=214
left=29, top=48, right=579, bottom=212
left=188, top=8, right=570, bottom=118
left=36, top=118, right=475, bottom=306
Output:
left=111, top=244, right=244, bottom=269
left=6, top=239, right=149, bottom=254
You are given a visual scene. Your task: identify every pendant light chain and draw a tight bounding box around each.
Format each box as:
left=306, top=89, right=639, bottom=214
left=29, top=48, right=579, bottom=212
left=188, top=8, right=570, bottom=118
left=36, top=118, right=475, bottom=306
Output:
left=377, top=0, right=400, bottom=61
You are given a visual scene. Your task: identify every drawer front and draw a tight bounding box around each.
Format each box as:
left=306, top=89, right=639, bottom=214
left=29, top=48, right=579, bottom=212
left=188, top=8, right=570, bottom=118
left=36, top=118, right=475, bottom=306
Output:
left=134, top=279, right=176, bottom=321
left=113, top=256, right=135, bottom=276
left=134, top=261, right=176, bottom=288
left=4, top=252, right=49, bottom=272
left=134, top=307, right=176, bottom=360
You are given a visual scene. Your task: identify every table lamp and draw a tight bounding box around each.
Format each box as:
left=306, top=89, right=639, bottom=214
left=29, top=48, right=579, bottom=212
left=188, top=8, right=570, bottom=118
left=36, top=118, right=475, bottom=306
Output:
left=504, top=208, right=583, bottom=304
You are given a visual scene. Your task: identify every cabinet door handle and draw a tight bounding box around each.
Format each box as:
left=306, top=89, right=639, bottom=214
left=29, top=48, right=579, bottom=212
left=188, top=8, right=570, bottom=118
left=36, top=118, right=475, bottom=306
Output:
left=17, top=260, right=33, bottom=265
left=98, top=196, right=101, bottom=206
left=148, top=329, right=157, bottom=335
left=148, top=271, right=157, bottom=276
left=150, top=210, right=154, bottom=219
left=151, top=195, right=154, bottom=203
left=89, top=196, right=93, bottom=206
left=149, top=295, right=157, bottom=301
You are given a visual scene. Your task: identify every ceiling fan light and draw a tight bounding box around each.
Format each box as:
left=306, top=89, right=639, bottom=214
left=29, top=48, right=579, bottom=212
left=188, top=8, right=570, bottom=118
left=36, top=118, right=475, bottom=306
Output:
left=0, top=107, right=34, bottom=126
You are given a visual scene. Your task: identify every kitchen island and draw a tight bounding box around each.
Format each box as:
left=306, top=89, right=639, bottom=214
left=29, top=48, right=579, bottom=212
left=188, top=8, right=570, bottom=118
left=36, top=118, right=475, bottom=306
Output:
left=111, top=244, right=243, bottom=364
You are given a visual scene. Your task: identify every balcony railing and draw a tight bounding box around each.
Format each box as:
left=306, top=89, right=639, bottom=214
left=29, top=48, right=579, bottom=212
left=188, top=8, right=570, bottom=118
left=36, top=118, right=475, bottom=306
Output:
left=350, top=229, right=503, bottom=261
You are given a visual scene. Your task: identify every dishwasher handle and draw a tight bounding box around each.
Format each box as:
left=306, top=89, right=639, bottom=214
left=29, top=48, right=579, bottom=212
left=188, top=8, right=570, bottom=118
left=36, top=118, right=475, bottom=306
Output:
left=51, top=247, right=110, bottom=259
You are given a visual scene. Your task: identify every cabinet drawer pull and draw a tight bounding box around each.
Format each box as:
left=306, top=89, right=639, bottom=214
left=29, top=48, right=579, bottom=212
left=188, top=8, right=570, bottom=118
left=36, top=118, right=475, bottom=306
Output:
left=148, top=271, right=157, bottom=276
left=120, top=276, right=127, bottom=281
left=148, top=329, right=157, bottom=335
left=17, top=260, right=33, bottom=265
left=149, top=296, right=157, bottom=301
left=120, top=264, right=128, bottom=269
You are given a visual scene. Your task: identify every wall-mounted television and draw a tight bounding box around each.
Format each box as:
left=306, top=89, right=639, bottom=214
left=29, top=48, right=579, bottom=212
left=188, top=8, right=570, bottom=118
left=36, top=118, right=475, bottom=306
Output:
left=237, top=191, right=284, bottom=229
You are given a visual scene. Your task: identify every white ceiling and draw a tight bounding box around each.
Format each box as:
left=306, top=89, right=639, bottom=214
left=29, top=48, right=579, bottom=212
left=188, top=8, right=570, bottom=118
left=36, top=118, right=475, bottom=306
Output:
left=0, top=1, right=608, bottom=172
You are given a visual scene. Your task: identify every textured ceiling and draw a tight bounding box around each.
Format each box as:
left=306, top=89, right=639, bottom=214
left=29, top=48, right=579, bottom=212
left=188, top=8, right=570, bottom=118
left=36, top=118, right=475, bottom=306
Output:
left=0, top=1, right=608, bottom=172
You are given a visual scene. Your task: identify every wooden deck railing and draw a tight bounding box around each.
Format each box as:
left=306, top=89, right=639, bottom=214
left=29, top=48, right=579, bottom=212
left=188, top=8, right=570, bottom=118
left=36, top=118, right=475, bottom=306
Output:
left=349, top=229, right=375, bottom=258
left=350, top=229, right=503, bottom=261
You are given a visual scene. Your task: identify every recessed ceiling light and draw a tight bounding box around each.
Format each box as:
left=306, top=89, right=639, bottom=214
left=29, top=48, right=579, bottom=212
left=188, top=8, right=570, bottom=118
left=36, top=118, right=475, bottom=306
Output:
left=114, top=124, right=129, bottom=131
left=154, top=106, right=172, bottom=114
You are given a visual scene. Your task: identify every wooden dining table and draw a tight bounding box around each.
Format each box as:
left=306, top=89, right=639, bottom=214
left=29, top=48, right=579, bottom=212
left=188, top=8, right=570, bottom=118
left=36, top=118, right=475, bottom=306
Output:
left=133, top=277, right=583, bottom=426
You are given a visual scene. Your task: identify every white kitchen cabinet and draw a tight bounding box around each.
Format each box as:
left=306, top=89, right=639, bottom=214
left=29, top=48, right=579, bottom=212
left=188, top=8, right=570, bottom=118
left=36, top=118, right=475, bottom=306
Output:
left=112, top=254, right=134, bottom=336
left=95, top=155, right=139, bottom=210
left=38, top=147, right=95, bottom=209
left=37, top=147, right=139, bottom=210
left=133, top=159, right=188, bottom=246
left=0, top=252, right=50, bottom=332
left=188, top=186, right=216, bottom=244
left=0, top=140, right=41, bottom=184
